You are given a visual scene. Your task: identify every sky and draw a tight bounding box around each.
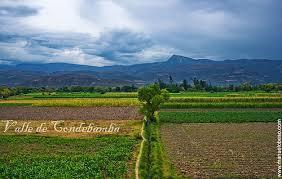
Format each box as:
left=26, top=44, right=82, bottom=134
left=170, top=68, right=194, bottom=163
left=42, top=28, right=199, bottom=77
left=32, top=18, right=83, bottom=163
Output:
left=0, top=0, right=281, bottom=66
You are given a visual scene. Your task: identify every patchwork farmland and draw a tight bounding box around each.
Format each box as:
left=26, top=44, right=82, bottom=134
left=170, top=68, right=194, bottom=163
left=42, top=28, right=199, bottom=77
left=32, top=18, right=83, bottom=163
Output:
left=0, top=91, right=281, bottom=178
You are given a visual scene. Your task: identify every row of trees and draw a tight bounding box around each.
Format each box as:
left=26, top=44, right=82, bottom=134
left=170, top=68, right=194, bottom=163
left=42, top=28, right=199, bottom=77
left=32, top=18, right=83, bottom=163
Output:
left=0, top=86, right=35, bottom=99
left=0, top=85, right=138, bottom=99
left=1, top=80, right=281, bottom=99
left=157, top=76, right=282, bottom=93
left=56, top=85, right=138, bottom=93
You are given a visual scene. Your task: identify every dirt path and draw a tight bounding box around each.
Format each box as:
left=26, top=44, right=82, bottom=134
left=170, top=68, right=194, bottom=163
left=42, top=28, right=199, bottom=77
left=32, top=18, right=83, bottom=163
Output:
left=0, top=106, right=143, bottom=120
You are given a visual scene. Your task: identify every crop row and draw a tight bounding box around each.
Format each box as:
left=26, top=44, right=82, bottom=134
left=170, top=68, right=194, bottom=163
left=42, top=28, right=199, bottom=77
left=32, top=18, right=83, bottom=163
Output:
left=168, top=97, right=282, bottom=103
left=0, top=98, right=140, bottom=107
left=170, top=91, right=282, bottom=97
left=161, top=102, right=282, bottom=108
left=159, top=111, right=282, bottom=123
left=1, top=98, right=282, bottom=107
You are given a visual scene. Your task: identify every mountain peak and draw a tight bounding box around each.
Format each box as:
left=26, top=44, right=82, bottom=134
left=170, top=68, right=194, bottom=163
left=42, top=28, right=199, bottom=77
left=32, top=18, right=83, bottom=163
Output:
left=167, top=55, right=196, bottom=64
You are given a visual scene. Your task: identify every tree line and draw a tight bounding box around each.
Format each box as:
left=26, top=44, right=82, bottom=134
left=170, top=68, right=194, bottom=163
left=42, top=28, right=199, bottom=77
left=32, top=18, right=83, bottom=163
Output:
left=157, top=76, right=282, bottom=93
left=1, top=77, right=281, bottom=99
left=0, top=85, right=138, bottom=99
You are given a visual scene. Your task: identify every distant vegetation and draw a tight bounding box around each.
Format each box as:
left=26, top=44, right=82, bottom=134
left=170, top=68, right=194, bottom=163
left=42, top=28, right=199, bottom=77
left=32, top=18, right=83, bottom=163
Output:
left=157, top=76, right=282, bottom=93
left=1, top=79, right=281, bottom=99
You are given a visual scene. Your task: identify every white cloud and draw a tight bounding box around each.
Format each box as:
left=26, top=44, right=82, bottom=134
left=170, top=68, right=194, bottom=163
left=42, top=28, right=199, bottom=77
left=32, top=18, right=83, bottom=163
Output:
left=51, top=47, right=114, bottom=66
left=133, top=45, right=177, bottom=63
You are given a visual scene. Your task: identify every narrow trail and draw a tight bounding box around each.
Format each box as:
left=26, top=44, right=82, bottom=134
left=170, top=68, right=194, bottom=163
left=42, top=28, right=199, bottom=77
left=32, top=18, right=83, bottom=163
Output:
left=135, top=120, right=146, bottom=179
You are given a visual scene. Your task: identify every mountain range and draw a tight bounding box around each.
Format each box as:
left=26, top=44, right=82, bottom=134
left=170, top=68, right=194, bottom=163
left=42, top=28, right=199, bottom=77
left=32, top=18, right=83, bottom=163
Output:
left=1, top=55, right=281, bottom=87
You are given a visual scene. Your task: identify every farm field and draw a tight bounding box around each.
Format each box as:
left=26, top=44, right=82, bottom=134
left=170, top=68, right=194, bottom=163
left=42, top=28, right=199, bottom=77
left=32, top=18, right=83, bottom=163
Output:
left=1, top=91, right=281, bottom=178
left=0, top=135, right=139, bottom=178
left=21, top=92, right=138, bottom=99
left=0, top=106, right=142, bottom=120
left=0, top=101, right=143, bottom=178
left=159, top=111, right=282, bottom=123
left=0, top=120, right=142, bottom=138
left=13, top=91, right=282, bottom=99
left=160, top=123, right=277, bottom=178
left=0, top=118, right=142, bottom=178
left=0, top=98, right=140, bottom=107
left=157, top=101, right=281, bottom=177
left=1, top=91, right=282, bottom=109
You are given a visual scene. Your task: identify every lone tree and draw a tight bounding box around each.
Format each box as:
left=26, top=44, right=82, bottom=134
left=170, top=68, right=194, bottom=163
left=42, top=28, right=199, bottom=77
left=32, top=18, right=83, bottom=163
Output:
left=138, top=84, right=169, bottom=124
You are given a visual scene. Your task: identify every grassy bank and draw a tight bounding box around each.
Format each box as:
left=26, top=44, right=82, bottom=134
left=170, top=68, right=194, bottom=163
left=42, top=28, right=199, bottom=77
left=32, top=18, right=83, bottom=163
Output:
left=139, top=119, right=178, bottom=178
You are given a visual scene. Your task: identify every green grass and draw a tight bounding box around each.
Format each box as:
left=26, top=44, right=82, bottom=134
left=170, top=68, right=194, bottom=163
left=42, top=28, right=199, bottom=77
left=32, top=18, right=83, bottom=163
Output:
left=139, top=119, right=178, bottom=178
left=159, top=111, right=282, bottom=123
left=0, top=135, right=138, bottom=178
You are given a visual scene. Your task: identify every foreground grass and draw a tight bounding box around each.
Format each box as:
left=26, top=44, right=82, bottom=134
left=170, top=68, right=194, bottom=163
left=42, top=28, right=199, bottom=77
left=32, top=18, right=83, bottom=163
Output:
left=159, top=111, right=282, bottom=123
left=0, top=135, right=138, bottom=178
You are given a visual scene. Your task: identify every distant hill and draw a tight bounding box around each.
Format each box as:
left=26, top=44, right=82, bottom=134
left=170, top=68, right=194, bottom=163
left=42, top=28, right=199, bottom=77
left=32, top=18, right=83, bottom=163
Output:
left=1, top=55, right=281, bottom=87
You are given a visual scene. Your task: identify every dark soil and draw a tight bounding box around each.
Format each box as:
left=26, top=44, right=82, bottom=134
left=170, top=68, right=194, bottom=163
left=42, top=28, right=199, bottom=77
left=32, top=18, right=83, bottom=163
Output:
left=0, top=106, right=143, bottom=120
left=161, top=123, right=277, bottom=178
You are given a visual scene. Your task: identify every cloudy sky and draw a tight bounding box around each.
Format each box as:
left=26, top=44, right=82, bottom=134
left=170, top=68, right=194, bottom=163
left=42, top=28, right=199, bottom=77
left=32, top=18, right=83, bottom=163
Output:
left=0, top=0, right=281, bottom=66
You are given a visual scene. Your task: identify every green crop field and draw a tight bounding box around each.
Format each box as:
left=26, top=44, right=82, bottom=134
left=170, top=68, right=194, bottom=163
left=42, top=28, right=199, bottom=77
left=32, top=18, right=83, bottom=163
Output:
left=159, top=111, right=282, bottom=123
left=170, top=91, right=282, bottom=97
left=161, top=102, right=282, bottom=108
left=1, top=90, right=282, bottom=178
left=2, top=91, right=282, bottom=108
left=169, top=97, right=282, bottom=103
left=0, top=135, right=138, bottom=178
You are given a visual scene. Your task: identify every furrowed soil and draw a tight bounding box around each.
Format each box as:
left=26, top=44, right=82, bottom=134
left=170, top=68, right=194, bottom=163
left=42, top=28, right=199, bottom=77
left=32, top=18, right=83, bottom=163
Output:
left=0, top=106, right=143, bottom=120
left=161, top=123, right=277, bottom=178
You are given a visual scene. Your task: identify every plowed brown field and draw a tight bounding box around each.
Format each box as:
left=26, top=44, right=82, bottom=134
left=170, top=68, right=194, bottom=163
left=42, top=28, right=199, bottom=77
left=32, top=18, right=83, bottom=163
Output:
left=0, top=106, right=143, bottom=120
left=161, top=123, right=277, bottom=178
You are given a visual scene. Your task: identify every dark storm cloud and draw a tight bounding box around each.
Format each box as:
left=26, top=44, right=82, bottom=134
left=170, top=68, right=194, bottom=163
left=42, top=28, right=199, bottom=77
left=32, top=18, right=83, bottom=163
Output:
left=0, top=0, right=281, bottom=66
left=0, top=6, right=38, bottom=17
